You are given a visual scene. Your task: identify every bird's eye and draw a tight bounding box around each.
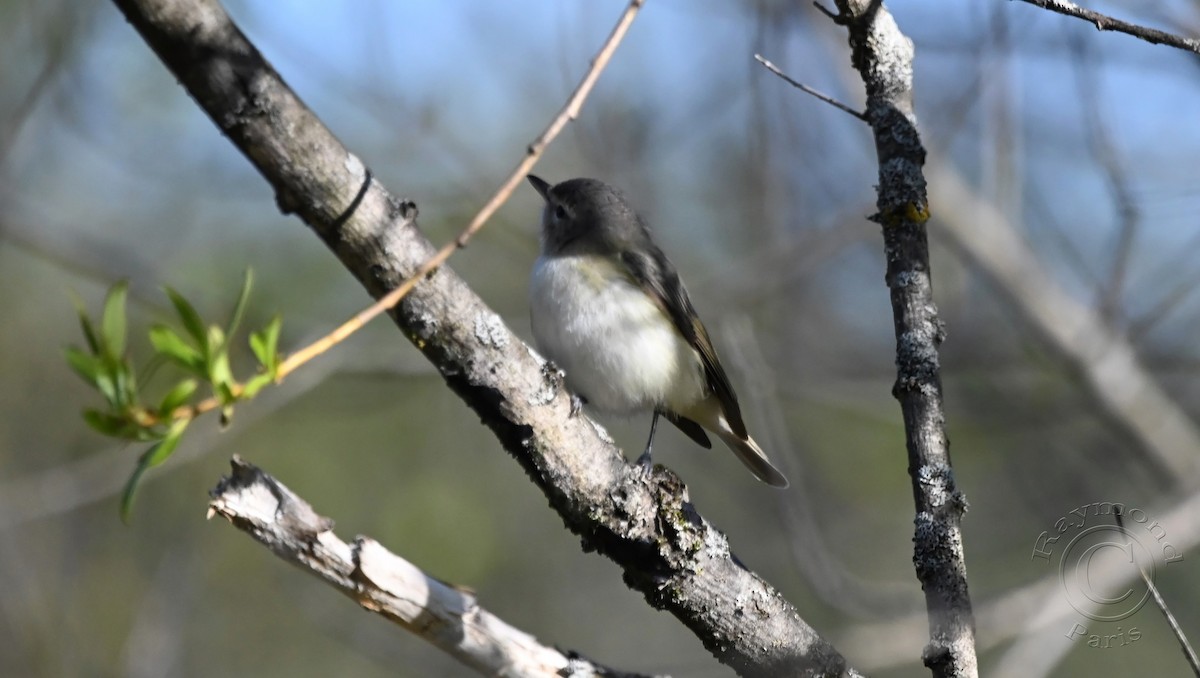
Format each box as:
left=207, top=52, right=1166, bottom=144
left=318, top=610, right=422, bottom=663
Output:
left=554, top=204, right=568, bottom=220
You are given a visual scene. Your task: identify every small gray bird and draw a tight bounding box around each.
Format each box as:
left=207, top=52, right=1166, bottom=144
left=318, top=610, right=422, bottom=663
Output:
left=527, top=175, right=788, bottom=488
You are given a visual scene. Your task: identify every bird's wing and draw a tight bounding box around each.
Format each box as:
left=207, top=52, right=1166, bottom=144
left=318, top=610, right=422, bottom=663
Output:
left=619, top=247, right=749, bottom=439
left=664, top=411, right=713, bottom=449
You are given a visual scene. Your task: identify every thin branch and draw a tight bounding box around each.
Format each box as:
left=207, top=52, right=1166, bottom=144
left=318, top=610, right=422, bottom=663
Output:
left=1114, top=508, right=1200, bottom=676
left=812, top=2, right=843, bottom=23
left=272, top=0, right=645, bottom=380
left=753, top=54, right=867, bottom=121
left=109, top=0, right=855, bottom=674
left=1012, top=0, right=1200, bottom=56
left=987, top=492, right=1200, bottom=677
left=850, top=487, right=1200, bottom=673
left=0, top=329, right=340, bottom=530
left=208, top=458, right=656, bottom=678
left=1130, top=559, right=1200, bottom=676
left=831, top=1, right=979, bottom=676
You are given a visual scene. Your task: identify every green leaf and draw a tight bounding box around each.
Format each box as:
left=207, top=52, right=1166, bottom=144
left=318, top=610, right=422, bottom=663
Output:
left=250, top=315, right=282, bottom=374
left=96, top=373, right=118, bottom=406
left=85, top=413, right=156, bottom=441
left=130, top=427, right=163, bottom=442
left=158, top=378, right=198, bottom=416
left=241, top=373, right=273, bottom=399
left=83, top=409, right=128, bottom=437
left=148, top=324, right=205, bottom=375
left=226, top=268, right=253, bottom=339
left=215, top=378, right=236, bottom=404
left=119, top=462, right=149, bottom=525
left=207, top=325, right=226, bottom=356
left=65, top=346, right=103, bottom=386
left=120, top=418, right=188, bottom=524
left=111, top=361, right=138, bottom=410
left=165, top=287, right=207, bottom=351
left=213, top=380, right=237, bottom=428
left=248, top=334, right=267, bottom=367
left=66, top=347, right=118, bottom=404
left=209, top=349, right=233, bottom=392
left=101, top=281, right=129, bottom=359
left=70, top=292, right=100, bottom=354
left=147, top=418, right=188, bottom=468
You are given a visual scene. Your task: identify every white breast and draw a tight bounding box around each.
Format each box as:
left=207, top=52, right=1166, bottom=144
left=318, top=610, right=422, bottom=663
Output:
left=529, top=254, right=706, bottom=414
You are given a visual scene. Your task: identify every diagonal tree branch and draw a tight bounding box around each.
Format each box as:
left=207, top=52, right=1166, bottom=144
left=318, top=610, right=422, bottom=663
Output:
left=1113, top=508, right=1200, bottom=676
left=831, top=1, right=978, bottom=676
left=1011, top=0, right=1200, bottom=56
left=207, top=457, right=660, bottom=678
left=106, top=0, right=856, bottom=674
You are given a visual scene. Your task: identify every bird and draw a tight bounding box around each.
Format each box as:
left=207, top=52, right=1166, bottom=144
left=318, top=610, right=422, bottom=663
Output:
left=527, top=175, right=788, bottom=488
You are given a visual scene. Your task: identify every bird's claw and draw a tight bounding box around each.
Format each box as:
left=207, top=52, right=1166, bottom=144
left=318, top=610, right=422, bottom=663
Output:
left=634, top=450, right=653, bottom=475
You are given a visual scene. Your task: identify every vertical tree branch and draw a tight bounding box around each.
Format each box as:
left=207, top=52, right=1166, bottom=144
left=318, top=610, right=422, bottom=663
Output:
left=832, top=1, right=978, bottom=676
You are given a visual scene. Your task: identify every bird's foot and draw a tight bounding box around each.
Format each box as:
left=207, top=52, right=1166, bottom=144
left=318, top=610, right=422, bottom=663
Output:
left=569, top=393, right=586, bottom=418
left=635, top=411, right=660, bottom=476
left=634, top=449, right=653, bottom=475
left=540, top=360, right=586, bottom=417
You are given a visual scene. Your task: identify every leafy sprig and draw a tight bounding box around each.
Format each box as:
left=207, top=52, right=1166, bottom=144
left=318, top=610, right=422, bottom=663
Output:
left=66, top=271, right=281, bottom=522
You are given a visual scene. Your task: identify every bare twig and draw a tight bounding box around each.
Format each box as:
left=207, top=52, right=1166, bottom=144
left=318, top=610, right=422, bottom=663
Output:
left=753, top=54, right=866, bottom=120
left=272, top=0, right=645, bottom=380
left=850, top=487, right=1200, bottom=674
left=813, top=1, right=842, bottom=23
left=1012, top=0, right=1200, bottom=56
left=208, top=458, right=657, bottom=678
left=831, top=1, right=979, bottom=675
left=0, top=330, right=340, bottom=529
left=1114, top=508, right=1200, bottom=676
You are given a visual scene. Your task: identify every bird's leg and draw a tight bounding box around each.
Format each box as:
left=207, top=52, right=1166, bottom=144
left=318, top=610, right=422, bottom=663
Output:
left=635, top=410, right=661, bottom=472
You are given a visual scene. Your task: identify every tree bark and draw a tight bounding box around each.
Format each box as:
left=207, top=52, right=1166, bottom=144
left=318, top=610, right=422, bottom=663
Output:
left=207, top=457, right=661, bottom=678
left=832, top=1, right=978, bottom=676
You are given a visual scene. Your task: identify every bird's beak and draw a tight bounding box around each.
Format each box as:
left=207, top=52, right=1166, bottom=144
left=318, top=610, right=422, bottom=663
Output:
left=527, top=174, right=551, bottom=202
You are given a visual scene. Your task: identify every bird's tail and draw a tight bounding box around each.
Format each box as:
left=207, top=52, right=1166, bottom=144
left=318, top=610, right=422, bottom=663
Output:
left=716, top=430, right=789, bottom=488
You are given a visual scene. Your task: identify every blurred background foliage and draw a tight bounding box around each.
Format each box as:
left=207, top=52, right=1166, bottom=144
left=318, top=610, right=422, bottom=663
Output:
left=3, top=0, right=1200, bottom=676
